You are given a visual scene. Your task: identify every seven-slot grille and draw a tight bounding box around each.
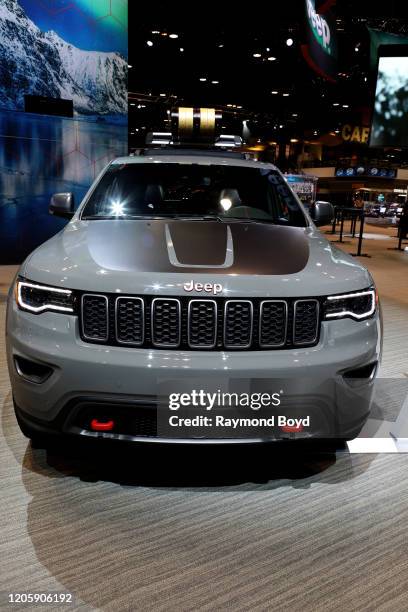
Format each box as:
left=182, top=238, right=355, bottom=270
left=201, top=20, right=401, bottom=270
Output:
left=81, top=295, right=321, bottom=350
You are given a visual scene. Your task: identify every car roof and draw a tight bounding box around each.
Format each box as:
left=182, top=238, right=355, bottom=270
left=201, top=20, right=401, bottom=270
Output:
left=111, top=152, right=279, bottom=171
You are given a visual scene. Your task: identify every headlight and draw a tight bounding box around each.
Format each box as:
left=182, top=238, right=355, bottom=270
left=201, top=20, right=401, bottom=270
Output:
left=323, top=288, right=377, bottom=321
left=15, top=279, right=75, bottom=314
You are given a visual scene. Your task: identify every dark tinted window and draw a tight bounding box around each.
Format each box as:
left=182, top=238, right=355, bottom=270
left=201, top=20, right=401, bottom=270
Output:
left=81, top=163, right=307, bottom=227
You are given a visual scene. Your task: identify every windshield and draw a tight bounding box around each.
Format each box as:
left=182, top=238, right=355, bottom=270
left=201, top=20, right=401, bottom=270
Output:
left=81, top=162, right=307, bottom=227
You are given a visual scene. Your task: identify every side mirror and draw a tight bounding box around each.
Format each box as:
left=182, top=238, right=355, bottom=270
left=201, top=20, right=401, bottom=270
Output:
left=311, top=200, right=334, bottom=227
left=49, top=193, right=75, bottom=219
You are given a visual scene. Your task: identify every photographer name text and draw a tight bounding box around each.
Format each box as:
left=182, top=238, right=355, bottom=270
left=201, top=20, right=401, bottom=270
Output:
left=168, top=415, right=310, bottom=428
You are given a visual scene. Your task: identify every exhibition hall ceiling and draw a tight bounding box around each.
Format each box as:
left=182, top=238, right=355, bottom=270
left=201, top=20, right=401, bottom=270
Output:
left=128, top=1, right=408, bottom=139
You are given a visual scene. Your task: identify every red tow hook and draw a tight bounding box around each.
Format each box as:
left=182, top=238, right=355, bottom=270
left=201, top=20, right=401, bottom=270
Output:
left=280, top=424, right=303, bottom=433
left=90, top=418, right=115, bottom=432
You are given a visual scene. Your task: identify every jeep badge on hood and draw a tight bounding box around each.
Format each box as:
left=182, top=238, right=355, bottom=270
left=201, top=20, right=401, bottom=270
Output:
left=183, top=280, right=223, bottom=295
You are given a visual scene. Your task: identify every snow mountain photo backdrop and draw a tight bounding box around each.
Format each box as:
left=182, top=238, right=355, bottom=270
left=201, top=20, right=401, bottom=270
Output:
left=0, top=0, right=127, bottom=115
left=0, top=0, right=128, bottom=263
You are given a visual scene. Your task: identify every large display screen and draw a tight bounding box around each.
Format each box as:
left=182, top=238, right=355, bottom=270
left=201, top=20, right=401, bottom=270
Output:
left=370, top=47, right=408, bottom=147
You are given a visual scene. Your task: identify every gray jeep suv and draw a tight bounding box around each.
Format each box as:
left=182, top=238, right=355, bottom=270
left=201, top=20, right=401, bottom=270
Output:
left=6, top=149, right=381, bottom=444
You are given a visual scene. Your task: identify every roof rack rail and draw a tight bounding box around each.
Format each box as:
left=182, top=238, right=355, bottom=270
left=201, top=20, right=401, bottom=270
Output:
left=141, top=147, right=247, bottom=159
left=145, top=132, right=173, bottom=146
left=214, top=134, right=243, bottom=148
left=145, top=132, right=242, bottom=149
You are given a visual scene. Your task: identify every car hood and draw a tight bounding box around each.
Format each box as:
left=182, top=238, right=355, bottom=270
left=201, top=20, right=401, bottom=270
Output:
left=23, top=219, right=373, bottom=297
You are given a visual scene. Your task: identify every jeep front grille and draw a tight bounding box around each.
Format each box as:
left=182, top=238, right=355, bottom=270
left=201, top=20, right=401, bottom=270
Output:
left=188, top=300, right=217, bottom=348
left=81, top=295, right=109, bottom=342
left=80, top=295, right=321, bottom=350
left=115, top=297, right=144, bottom=345
left=224, top=301, right=253, bottom=348
left=151, top=298, right=181, bottom=348
left=293, top=299, right=320, bottom=346
left=259, top=300, right=288, bottom=347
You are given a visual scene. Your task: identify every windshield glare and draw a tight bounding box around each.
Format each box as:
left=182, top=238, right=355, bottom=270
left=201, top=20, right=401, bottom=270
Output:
left=81, top=162, right=307, bottom=227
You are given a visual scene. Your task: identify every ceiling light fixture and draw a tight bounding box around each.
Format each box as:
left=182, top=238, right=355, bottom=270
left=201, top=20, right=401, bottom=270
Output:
left=169, top=33, right=178, bottom=39
left=286, top=38, right=294, bottom=47
left=146, top=40, right=153, bottom=47
left=271, top=90, right=278, bottom=94
left=253, top=53, right=262, bottom=58
left=199, top=77, right=207, bottom=81
left=267, top=56, right=276, bottom=61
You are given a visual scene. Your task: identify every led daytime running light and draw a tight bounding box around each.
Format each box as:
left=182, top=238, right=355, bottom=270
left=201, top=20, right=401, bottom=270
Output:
left=325, top=289, right=376, bottom=320
left=17, top=281, right=73, bottom=313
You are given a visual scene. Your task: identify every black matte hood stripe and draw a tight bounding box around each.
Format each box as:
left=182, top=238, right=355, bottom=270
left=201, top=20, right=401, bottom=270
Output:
left=86, top=220, right=310, bottom=275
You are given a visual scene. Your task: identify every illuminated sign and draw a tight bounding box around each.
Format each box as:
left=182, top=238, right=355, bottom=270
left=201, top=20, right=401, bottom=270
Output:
left=301, top=0, right=338, bottom=81
left=306, top=0, right=332, bottom=54
left=341, top=125, right=371, bottom=144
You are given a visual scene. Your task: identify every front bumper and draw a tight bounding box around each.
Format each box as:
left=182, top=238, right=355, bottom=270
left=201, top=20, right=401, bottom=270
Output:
left=6, top=300, right=381, bottom=443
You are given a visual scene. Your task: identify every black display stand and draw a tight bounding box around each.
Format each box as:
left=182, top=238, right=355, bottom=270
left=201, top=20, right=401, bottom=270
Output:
left=333, top=207, right=353, bottom=245
left=331, top=207, right=370, bottom=256
left=388, top=223, right=408, bottom=251
left=349, top=211, right=370, bottom=258
left=330, top=207, right=340, bottom=234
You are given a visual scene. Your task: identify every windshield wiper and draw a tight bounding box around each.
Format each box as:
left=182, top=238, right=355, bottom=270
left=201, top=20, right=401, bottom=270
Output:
left=163, top=214, right=226, bottom=222
left=224, top=218, right=291, bottom=225
left=81, top=215, right=171, bottom=220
